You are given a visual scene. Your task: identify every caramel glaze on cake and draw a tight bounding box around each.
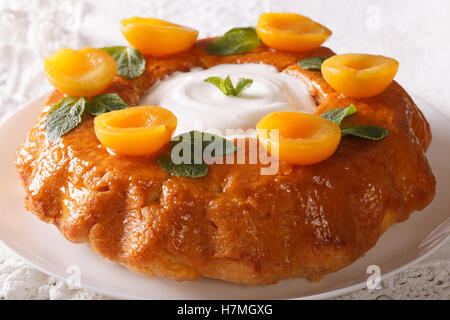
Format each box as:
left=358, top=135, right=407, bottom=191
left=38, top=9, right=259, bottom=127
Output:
left=15, top=39, right=435, bottom=285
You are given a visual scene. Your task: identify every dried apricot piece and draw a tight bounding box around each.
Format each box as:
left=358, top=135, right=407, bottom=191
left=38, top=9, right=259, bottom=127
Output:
left=256, top=111, right=341, bottom=165
left=321, top=53, right=399, bottom=98
left=44, top=47, right=117, bottom=97
left=94, top=106, right=177, bottom=156
left=256, top=13, right=331, bottom=52
left=120, top=17, right=199, bottom=56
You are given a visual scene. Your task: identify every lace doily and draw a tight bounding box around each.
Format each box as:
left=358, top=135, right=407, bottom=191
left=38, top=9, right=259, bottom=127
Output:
left=0, top=0, right=448, bottom=300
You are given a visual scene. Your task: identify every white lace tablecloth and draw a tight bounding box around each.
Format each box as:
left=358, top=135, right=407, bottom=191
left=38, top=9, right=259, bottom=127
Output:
left=0, top=0, right=448, bottom=300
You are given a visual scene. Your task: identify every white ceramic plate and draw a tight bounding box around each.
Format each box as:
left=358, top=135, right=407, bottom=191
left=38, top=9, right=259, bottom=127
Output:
left=0, top=94, right=448, bottom=300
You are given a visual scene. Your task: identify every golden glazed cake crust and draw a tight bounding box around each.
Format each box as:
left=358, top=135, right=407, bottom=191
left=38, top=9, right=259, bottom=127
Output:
left=15, top=39, right=436, bottom=285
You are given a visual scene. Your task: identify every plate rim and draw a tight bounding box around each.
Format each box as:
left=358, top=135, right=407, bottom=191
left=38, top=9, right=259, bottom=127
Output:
left=1, top=227, right=447, bottom=300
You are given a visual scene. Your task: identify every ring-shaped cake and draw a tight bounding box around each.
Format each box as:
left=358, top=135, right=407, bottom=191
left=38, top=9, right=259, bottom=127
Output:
left=15, top=35, right=435, bottom=285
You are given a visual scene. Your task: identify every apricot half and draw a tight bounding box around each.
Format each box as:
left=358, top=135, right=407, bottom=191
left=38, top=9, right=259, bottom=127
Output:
left=256, top=13, right=331, bottom=52
left=44, top=47, right=117, bottom=97
left=120, top=17, right=199, bottom=56
left=94, top=106, right=177, bottom=156
left=321, top=53, right=399, bottom=98
left=256, top=111, right=341, bottom=165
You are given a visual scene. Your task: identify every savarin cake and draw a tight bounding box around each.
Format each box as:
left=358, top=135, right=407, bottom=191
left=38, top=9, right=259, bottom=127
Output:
left=15, top=13, right=435, bottom=285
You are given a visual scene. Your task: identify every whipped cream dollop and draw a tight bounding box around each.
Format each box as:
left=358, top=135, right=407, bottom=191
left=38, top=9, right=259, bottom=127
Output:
left=140, top=63, right=316, bottom=136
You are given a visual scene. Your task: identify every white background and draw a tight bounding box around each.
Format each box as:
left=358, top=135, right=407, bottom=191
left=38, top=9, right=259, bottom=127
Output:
left=0, top=0, right=448, bottom=299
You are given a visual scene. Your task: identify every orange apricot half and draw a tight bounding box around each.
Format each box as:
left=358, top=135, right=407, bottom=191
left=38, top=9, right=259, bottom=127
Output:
left=256, top=111, right=341, bottom=165
left=321, top=53, right=399, bottom=98
left=256, top=13, right=331, bottom=52
left=44, top=47, right=117, bottom=97
left=94, top=106, right=177, bottom=156
left=120, top=17, right=199, bottom=56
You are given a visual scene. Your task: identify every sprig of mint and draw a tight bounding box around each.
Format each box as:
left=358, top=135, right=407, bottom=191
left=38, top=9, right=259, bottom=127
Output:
left=320, top=104, right=388, bottom=140
left=45, top=94, right=128, bottom=142
left=207, top=27, right=261, bottom=55
left=158, top=130, right=237, bottom=178
left=204, top=76, right=253, bottom=97
left=101, top=46, right=146, bottom=79
left=298, top=56, right=331, bottom=71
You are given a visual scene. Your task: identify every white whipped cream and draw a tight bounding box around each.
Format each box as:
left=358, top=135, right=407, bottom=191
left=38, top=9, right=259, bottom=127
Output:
left=140, top=63, right=316, bottom=136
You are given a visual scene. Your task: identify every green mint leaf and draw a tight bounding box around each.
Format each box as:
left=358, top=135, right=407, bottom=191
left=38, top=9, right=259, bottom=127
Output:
left=169, top=130, right=205, bottom=165
left=298, top=56, right=331, bottom=70
left=341, top=125, right=388, bottom=140
left=45, top=94, right=129, bottom=142
left=207, top=27, right=260, bottom=55
left=224, top=76, right=235, bottom=95
left=234, top=78, right=253, bottom=97
left=159, top=130, right=237, bottom=178
left=45, top=97, right=86, bottom=143
left=200, top=131, right=238, bottom=157
left=101, top=46, right=146, bottom=79
left=320, top=105, right=388, bottom=141
left=157, top=153, right=208, bottom=178
left=85, top=93, right=128, bottom=116
left=204, top=75, right=253, bottom=97
left=170, top=130, right=237, bottom=158
left=320, top=104, right=357, bottom=125
left=204, top=76, right=230, bottom=96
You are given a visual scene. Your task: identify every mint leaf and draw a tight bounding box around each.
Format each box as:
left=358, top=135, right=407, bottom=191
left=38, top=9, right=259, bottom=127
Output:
left=224, top=76, right=235, bottom=95
left=298, top=56, right=331, bottom=70
left=85, top=93, right=128, bottom=116
left=204, top=76, right=231, bottom=96
left=234, top=78, right=253, bottom=97
left=204, top=76, right=253, bottom=97
left=202, top=132, right=237, bottom=157
left=207, top=27, right=260, bottom=55
left=101, top=46, right=146, bottom=79
left=45, top=97, right=86, bottom=143
left=170, top=130, right=237, bottom=158
left=159, top=130, right=237, bottom=178
left=320, top=104, right=357, bottom=125
left=157, top=153, right=208, bottom=178
left=341, top=125, right=388, bottom=140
